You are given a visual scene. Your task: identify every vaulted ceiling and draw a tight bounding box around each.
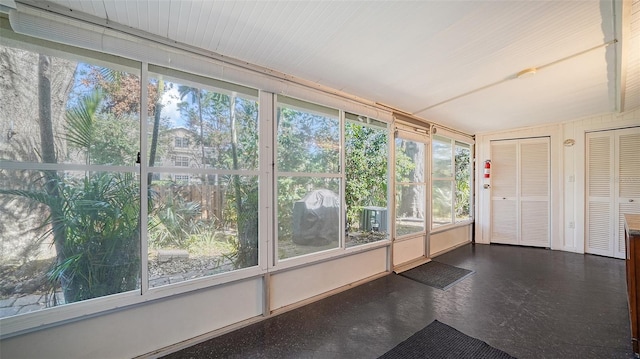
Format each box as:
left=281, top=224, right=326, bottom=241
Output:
left=17, top=0, right=640, bottom=134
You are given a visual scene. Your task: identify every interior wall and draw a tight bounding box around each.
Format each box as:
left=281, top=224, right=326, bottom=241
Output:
left=430, top=225, right=471, bottom=257
left=270, top=247, right=388, bottom=311
left=0, top=246, right=391, bottom=359
left=0, top=278, right=264, bottom=359
left=475, top=107, right=640, bottom=253
left=393, top=236, right=426, bottom=266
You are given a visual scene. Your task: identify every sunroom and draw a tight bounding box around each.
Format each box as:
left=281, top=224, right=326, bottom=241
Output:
left=0, top=0, right=639, bottom=358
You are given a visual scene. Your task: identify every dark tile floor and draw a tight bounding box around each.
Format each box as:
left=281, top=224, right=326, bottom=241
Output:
left=163, top=243, right=634, bottom=359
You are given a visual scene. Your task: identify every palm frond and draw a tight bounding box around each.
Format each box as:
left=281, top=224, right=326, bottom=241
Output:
left=65, top=90, right=102, bottom=152
left=98, top=67, right=123, bottom=84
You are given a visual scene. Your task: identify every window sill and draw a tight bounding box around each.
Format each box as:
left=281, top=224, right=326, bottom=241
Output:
left=430, top=220, right=474, bottom=235
left=0, top=265, right=266, bottom=340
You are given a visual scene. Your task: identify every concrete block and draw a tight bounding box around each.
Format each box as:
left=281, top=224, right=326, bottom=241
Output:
left=157, top=249, right=189, bottom=262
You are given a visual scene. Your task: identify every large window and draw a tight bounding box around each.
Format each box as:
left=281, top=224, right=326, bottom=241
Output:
left=344, top=113, right=389, bottom=247
left=275, top=99, right=390, bottom=260
left=0, top=20, right=393, bottom=332
left=276, top=97, right=341, bottom=260
left=0, top=38, right=262, bottom=319
left=146, top=66, right=259, bottom=288
left=432, top=135, right=472, bottom=228
left=395, top=137, right=427, bottom=237
left=0, top=43, right=141, bottom=315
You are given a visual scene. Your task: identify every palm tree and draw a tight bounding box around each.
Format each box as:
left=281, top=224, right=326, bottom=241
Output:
left=2, top=90, right=141, bottom=303
left=178, top=85, right=206, bottom=167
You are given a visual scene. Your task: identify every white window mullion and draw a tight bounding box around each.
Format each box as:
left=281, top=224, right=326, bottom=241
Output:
left=272, top=96, right=280, bottom=269
left=450, top=139, right=455, bottom=224
left=259, top=91, right=273, bottom=272
left=340, top=110, right=346, bottom=249
left=516, top=142, right=521, bottom=244
left=140, top=62, right=149, bottom=295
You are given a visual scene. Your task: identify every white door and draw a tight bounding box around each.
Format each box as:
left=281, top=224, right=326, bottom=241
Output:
left=490, top=137, right=550, bottom=247
left=586, top=127, right=640, bottom=259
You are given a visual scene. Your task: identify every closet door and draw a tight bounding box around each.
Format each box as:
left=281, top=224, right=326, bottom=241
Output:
left=490, top=140, right=518, bottom=244
left=586, top=127, right=640, bottom=259
left=616, top=129, right=640, bottom=258
left=491, top=137, right=550, bottom=247
left=585, top=133, right=614, bottom=256
left=520, top=139, right=550, bottom=246
left=490, top=137, right=550, bottom=247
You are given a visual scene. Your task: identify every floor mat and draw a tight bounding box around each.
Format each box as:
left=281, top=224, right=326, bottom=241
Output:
left=399, top=261, right=474, bottom=290
left=378, top=320, right=516, bottom=359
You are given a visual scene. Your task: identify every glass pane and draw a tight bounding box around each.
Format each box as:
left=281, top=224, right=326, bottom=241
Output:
left=276, top=103, right=340, bottom=173
left=0, top=169, right=140, bottom=317
left=395, top=184, right=425, bottom=237
left=147, top=74, right=259, bottom=171
left=345, top=121, right=389, bottom=247
left=148, top=174, right=258, bottom=287
left=277, top=177, right=340, bottom=259
left=395, top=138, right=424, bottom=183
left=0, top=45, right=140, bottom=166
left=455, top=144, right=471, bottom=222
left=433, top=179, right=453, bottom=227
left=433, top=135, right=453, bottom=178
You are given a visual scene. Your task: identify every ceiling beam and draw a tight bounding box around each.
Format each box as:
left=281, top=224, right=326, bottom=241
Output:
left=615, top=0, right=632, bottom=112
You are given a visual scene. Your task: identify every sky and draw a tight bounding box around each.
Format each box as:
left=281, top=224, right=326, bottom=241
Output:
left=160, top=83, right=184, bottom=127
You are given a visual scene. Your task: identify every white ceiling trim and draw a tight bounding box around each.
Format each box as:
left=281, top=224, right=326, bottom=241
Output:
left=12, top=0, right=636, bottom=134
left=8, top=1, right=396, bottom=123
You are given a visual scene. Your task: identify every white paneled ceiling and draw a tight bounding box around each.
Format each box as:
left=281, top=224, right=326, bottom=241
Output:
left=20, top=0, right=639, bottom=134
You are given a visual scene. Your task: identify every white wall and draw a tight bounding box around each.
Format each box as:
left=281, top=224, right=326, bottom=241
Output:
left=270, top=247, right=387, bottom=311
left=475, top=108, right=640, bottom=253
left=1, top=278, right=264, bottom=359
left=0, top=247, right=389, bottom=359
left=430, top=225, right=471, bottom=257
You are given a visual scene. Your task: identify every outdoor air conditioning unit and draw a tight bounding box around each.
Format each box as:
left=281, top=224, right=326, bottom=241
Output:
left=359, top=206, right=388, bottom=232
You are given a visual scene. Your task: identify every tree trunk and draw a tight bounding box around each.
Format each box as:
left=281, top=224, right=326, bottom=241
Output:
left=38, top=54, right=73, bottom=301
left=399, top=140, right=425, bottom=218
left=230, top=94, right=257, bottom=267
left=197, top=90, right=208, bottom=219
left=148, top=77, right=164, bottom=185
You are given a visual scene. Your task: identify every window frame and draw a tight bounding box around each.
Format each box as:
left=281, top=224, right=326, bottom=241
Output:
left=174, top=136, right=189, bottom=148
left=430, top=134, right=474, bottom=232
left=344, top=112, right=391, bottom=248
left=273, top=95, right=344, bottom=267
left=0, top=30, right=266, bottom=337
left=0, top=13, right=395, bottom=339
left=173, top=155, right=190, bottom=167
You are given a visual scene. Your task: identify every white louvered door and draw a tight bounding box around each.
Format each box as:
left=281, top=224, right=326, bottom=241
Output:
left=586, top=127, right=640, bottom=259
left=490, top=137, right=550, bottom=247
left=520, top=140, right=550, bottom=246
left=586, top=133, right=614, bottom=256
left=616, top=130, right=640, bottom=258
left=491, top=140, right=518, bottom=244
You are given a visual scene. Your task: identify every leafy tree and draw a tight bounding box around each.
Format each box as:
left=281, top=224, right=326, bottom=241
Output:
left=396, top=139, right=423, bottom=218
left=178, top=86, right=206, bottom=166
left=455, top=146, right=471, bottom=218
left=2, top=86, right=142, bottom=303
left=275, top=106, right=339, bottom=242
left=176, top=85, right=260, bottom=267
left=344, top=122, right=388, bottom=228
